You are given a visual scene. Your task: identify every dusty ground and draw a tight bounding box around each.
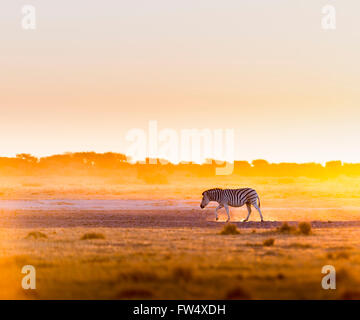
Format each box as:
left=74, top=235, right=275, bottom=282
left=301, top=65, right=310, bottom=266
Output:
left=1, top=175, right=360, bottom=299
left=2, top=201, right=360, bottom=300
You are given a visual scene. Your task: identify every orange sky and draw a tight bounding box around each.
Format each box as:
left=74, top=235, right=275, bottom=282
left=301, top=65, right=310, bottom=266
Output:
left=1, top=1, right=360, bottom=163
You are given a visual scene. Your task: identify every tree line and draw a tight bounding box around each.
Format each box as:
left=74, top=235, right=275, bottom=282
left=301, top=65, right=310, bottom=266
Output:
left=0, top=152, right=358, bottom=178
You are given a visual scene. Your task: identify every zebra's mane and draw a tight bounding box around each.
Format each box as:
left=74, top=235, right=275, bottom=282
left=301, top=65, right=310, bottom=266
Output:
left=202, top=188, right=223, bottom=196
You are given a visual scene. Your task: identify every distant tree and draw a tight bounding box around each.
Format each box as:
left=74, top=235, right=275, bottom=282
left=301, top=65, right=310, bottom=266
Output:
left=325, top=160, right=342, bottom=168
left=16, top=153, right=38, bottom=163
left=252, top=159, right=269, bottom=167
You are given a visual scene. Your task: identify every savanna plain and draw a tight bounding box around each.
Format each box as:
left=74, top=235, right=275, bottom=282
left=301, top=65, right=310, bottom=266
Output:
left=1, top=174, right=360, bottom=299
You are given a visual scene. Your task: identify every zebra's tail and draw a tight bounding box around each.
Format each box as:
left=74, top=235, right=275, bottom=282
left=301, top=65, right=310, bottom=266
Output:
left=258, top=196, right=261, bottom=208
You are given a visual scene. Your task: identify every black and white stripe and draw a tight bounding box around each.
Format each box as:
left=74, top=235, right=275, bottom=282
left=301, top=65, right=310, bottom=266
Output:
left=200, top=188, right=264, bottom=222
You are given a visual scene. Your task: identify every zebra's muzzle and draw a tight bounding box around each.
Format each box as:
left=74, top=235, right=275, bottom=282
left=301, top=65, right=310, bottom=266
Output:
left=200, top=204, right=204, bottom=209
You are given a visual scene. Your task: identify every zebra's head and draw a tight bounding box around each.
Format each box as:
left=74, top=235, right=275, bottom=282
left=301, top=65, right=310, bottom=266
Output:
left=200, top=191, right=210, bottom=209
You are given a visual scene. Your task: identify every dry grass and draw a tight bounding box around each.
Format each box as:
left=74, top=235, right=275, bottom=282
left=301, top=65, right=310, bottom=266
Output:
left=287, top=243, right=313, bottom=249
left=116, top=288, right=153, bottom=299
left=172, top=266, right=193, bottom=282
left=277, top=222, right=312, bottom=235
left=80, top=233, right=105, bottom=240
left=327, top=251, right=350, bottom=260
left=341, top=290, right=360, bottom=300
left=1, top=175, right=360, bottom=299
left=298, top=222, right=312, bottom=235
left=220, top=224, right=240, bottom=235
left=25, top=231, right=47, bottom=239
left=225, top=287, right=251, bottom=300
left=277, top=223, right=297, bottom=234
left=2, top=222, right=360, bottom=299
left=263, top=238, right=275, bottom=246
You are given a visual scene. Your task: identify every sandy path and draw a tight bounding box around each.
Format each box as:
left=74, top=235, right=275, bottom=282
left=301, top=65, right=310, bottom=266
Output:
left=1, top=199, right=359, bottom=229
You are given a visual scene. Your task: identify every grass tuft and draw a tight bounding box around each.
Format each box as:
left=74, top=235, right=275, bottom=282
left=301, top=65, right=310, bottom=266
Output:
left=277, top=222, right=297, bottom=234
left=263, top=238, right=275, bottom=246
left=80, top=233, right=105, bottom=240
left=25, top=231, right=47, bottom=239
left=298, top=222, right=312, bottom=235
left=220, top=224, right=240, bottom=235
left=277, top=222, right=312, bottom=235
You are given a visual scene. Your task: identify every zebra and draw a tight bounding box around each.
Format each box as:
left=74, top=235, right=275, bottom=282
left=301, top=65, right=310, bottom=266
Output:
left=200, top=188, right=264, bottom=222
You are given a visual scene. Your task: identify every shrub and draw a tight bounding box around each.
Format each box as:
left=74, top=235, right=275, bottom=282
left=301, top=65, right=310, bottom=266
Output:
left=25, top=231, right=47, bottom=239
left=220, top=224, right=240, bottom=235
left=298, top=222, right=312, bottom=235
left=277, top=222, right=296, bottom=234
left=263, top=238, right=275, bottom=246
left=80, top=233, right=105, bottom=240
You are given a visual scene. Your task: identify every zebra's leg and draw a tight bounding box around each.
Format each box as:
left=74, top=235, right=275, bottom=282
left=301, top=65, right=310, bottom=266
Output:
left=215, top=204, right=223, bottom=221
left=243, top=203, right=251, bottom=222
left=224, top=204, right=230, bottom=222
left=253, top=203, right=264, bottom=222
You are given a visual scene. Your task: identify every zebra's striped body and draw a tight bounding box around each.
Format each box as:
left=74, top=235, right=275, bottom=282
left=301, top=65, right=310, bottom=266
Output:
left=200, top=188, right=264, bottom=222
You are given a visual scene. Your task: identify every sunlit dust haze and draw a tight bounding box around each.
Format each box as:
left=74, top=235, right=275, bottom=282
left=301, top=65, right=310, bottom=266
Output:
left=1, top=0, right=360, bottom=163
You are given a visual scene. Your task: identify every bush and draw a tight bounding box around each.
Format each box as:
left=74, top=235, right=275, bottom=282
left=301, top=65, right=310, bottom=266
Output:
left=263, top=238, right=275, bottom=246
left=220, top=224, right=240, bottom=235
left=278, top=222, right=296, bottom=234
left=298, top=222, right=312, bottom=235
left=25, top=231, right=47, bottom=239
left=81, top=233, right=105, bottom=240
